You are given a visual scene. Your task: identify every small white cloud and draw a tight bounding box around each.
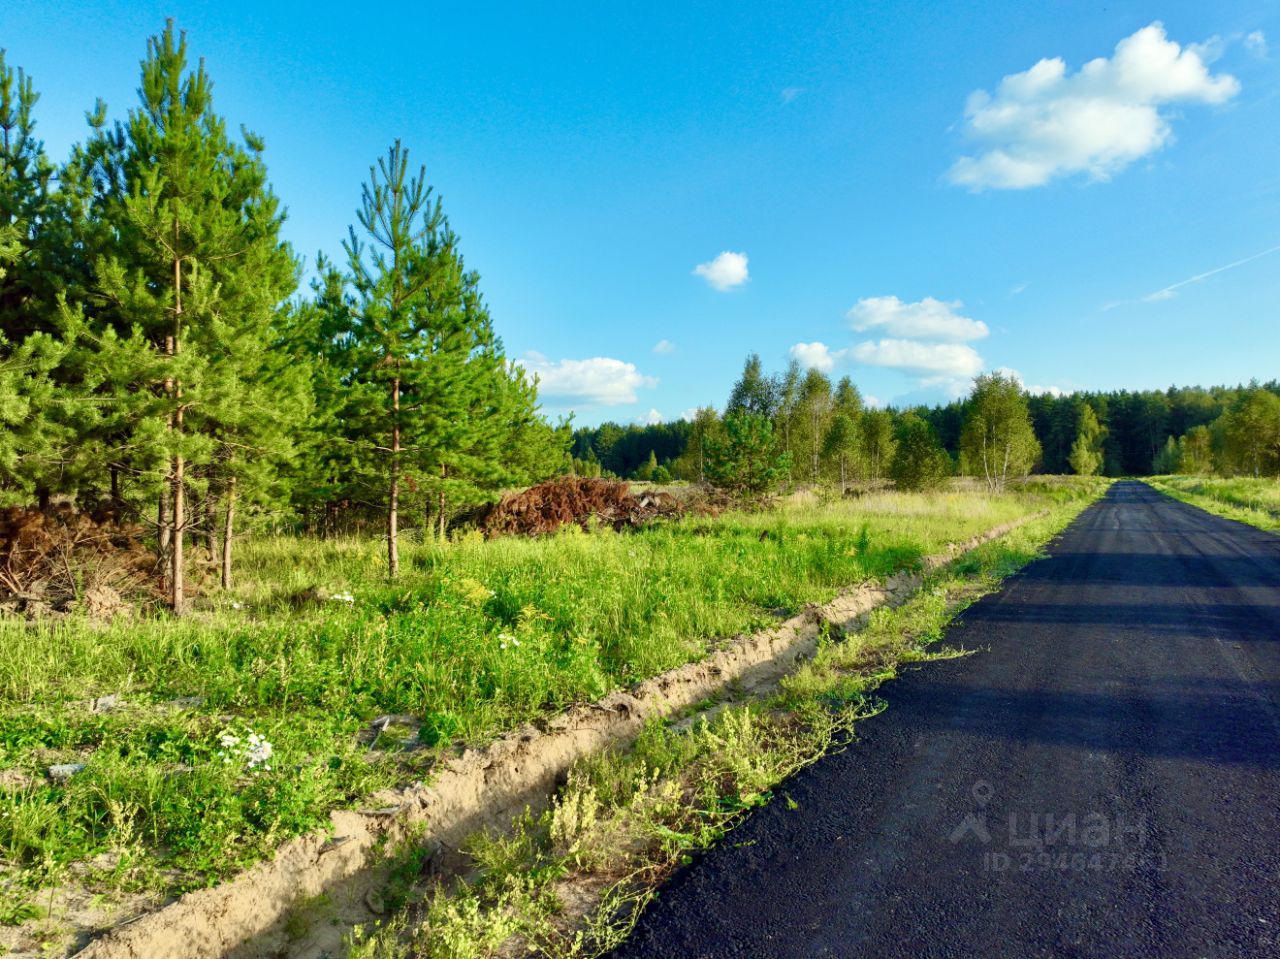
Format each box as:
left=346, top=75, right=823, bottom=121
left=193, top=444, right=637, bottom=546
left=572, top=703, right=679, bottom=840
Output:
left=789, top=341, right=845, bottom=372
left=1009, top=281, right=1029, bottom=296
left=693, top=251, right=749, bottom=291
left=948, top=22, right=1240, bottom=190
left=517, top=352, right=658, bottom=406
left=781, top=86, right=804, bottom=104
left=847, top=296, right=989, bottom=342
left=863, top=395, right=882, bottom=409
left=1245, top=30, right=1268, bottom=58
left=851, top=339, right=984, bottom=381
left=653, top=339, right=677, bottom=355
left=994, top=366, right=1067, bottom=397
left=638, top=408, right=664, bottom=425
left=680, top=407, right=701, bottom=422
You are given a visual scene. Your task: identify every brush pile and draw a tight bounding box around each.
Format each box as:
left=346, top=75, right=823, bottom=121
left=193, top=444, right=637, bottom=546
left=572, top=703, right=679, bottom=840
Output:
left=0, top=507, right=156, bottom=617
left=474, top=477, right=685, bottom=537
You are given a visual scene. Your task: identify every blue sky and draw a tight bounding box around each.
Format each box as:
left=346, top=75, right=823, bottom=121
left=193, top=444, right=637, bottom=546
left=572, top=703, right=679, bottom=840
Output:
left=3, top=1, right=1278, bottom=424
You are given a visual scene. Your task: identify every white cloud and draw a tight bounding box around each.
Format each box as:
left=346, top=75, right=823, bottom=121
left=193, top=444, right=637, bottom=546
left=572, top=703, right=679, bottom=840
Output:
left=1245, top=30, right=1268, bottom=58
left=948, top=23, right=1240, bottom=190
left=638, top=408, right=664, bottom=425
left=863, top=395, right=882, bottom=409
left=994, top=366, right=1068, bottom=397
left=789, top=341, right=845, bottom=371
left=693, top=251, right=749, bottom=291
left=781, top=86, right=804, bottom=104
left=851, top=339, right=984, bottom=381
left=680, top=407, right=701, bottom=422
left=653, top=339, right=677, bottom=355
left=847, top=296, right=989, bottom=342
left=517, top=352, right=657, bottom=406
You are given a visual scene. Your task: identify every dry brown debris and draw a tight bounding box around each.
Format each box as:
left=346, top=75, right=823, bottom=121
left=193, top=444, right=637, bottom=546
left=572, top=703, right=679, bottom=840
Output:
left=472, top=477, right=686, bottom=537
left=0, top=507, right=157, bottom=617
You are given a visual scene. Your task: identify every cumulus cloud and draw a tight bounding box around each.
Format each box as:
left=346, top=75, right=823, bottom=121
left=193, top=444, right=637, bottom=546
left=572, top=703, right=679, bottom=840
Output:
left=948, top=22, right=1240, bottom=190
left=693, top=251, right=749, bottom=291
left=847, top=296, right=989, bottom=342
left=653, top=339, right=677, bottom=355
left=638, top=408, right=664, bottom=425
left=789, top=341, right=845, bottom=371
left=850, top=339, right=984, bottom=382
left=1245, top=30, right=1268, bottom=58
left=517, top=352, right=657, bottom=406
left=994, top=366, right=1068, bottom=397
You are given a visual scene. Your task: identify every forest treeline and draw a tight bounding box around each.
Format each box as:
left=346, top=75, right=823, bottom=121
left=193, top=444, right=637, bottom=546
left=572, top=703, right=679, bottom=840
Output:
left=575, top=358, right=1280, bottom=485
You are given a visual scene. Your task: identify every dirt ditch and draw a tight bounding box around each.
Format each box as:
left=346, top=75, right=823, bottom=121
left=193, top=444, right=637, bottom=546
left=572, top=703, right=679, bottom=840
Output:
left=71, top=515, right=1040, bottom=959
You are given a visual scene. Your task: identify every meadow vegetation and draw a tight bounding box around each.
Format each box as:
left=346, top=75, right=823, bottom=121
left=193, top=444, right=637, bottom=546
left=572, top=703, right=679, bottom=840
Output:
left=1147, top=476, right=1280, bottom=532
left=339, top=490, right=1104, bottom=959
left=0, top=481, right=1100, bottom=944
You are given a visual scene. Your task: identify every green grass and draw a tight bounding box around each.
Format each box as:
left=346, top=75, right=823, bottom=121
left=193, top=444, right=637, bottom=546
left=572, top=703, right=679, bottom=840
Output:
left=339, top=493, right=1102, bottom=959
left=0, top=478, right=1104, bottom=941
left=1148, top=475, right=1280, bottom=531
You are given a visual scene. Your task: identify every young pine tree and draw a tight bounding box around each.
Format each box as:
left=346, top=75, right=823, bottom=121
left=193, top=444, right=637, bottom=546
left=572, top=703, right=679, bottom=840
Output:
left=77, top=21, right=302, bottom=608
left=889, top=414, right=950, bottom=492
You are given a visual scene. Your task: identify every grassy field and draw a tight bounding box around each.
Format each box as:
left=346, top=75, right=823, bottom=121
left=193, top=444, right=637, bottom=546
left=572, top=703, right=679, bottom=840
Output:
left=0, top=479, right=1103, bottom=943
left=342, top=495, right=1106, bottom=959
left=1148, top=476, right=1280, bottom=531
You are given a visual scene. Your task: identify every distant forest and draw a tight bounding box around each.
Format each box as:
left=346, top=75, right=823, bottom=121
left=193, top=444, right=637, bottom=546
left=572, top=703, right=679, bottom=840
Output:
left=571, top=372, right=1280, bottom=481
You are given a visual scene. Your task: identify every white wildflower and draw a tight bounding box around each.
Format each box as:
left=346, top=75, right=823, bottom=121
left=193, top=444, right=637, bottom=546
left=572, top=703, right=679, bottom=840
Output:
left=217, top=729, right=274, bottom=772
left=498, top=632, right=521, bottom=651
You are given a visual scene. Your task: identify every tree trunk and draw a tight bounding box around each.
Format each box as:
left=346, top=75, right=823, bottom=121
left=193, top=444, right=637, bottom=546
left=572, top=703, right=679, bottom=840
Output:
left=169, top=246, right=185, bottom=613
left=387, top=375, right=400, bottom=577
left=110, top=465, right=121, bottom=516
left=437, top=463, right=447, bottom=540
left=172, top=406, right=185, bottom=613
left=221, top=477, right=236, bottom=590
left=158, top=489, right=170, bottom=557
left=206, top=487, right=219, bottom=563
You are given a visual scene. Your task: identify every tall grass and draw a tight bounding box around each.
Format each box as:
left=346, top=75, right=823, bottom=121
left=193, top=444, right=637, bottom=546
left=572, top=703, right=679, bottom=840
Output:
left=1150, top=475, right=1280, bottom=531
left=0, top=480, right=1102, bottom=927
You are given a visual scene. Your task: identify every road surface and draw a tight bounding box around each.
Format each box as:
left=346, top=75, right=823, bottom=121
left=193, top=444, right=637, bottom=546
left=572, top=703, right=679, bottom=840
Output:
left=611, top=481, right=1280, bottom=958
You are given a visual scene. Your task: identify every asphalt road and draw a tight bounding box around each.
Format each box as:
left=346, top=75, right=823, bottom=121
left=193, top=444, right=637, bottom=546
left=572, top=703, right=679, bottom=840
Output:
left=611, top=481, right=1280, bottom=959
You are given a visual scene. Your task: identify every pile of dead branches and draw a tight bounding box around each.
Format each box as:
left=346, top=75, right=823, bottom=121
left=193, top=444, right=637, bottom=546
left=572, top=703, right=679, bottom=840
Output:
left=473, top=477, right=686, bottom=537
left=0, top=508, right=157, bottom=618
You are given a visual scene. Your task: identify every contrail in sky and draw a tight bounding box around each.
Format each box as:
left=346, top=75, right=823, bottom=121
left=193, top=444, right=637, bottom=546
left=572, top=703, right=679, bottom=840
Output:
left=1143, top=242, right=1280, bottom=302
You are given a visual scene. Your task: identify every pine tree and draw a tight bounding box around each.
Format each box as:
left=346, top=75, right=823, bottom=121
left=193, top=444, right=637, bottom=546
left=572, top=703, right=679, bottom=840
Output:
left=341, top=141, right=531, bottom=567
left=890, top=414, right=950, bottom=491
left=705, top=412, right=790, bottom=496
left=0, top=49, right=55, bottom=342
left=77, top=21, right=302, bottom=608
